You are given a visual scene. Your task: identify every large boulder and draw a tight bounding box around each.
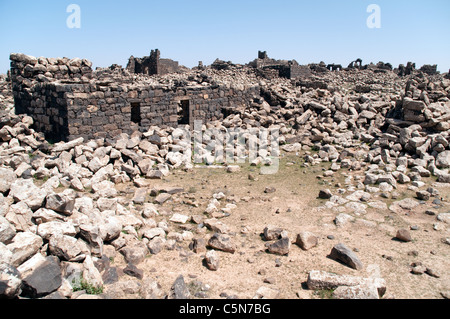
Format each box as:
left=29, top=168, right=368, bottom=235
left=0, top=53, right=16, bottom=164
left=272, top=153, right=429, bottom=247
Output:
left=0, top=262, right=22, bottom=299
left=436, top=151, right=450, bottom=169
left=0, top=216, right=16, bottom=244
left=21, top=256, right=62, bottom=299
left=0, top=168, right=16, bottom=193
left=8, top=179, right=47, bottom=211
left=6, top=232, right=43, bottom=267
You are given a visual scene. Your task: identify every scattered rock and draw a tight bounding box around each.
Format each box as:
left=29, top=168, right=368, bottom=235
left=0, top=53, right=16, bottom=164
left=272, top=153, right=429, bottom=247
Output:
left=123, top=263, right=144, bottom=280
left=266, top=237, right=291, bottom=256
left=169, top=275, right=191, bottom=299
left=204, top=250, right=220, bottom=271
left=318, top=189, right=332, bottom=199
left=295, top=231, right=319, bottom=250
left=208, top=233, right=236, bottom=254
left=329, top=243, right=364, bottom=270
left=395, top=229, right=412, bottom=242
left=263, top=225, right=284, bottom=241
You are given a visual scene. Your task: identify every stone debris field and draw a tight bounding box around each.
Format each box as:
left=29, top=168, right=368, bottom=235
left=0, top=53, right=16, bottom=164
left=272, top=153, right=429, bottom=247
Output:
left=0, top=51, right=449, bottom=299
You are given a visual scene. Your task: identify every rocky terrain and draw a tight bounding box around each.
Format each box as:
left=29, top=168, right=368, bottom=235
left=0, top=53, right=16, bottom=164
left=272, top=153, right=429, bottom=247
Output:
left=0, top=62, right=449, bottom=299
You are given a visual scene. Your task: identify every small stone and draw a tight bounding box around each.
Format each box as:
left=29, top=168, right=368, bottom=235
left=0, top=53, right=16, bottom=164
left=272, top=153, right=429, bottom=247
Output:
left=154, top=193, right=171, bottom=205
left=148, top=237, right=165, bottom=255
left=411, top=265, right=427, bottom=275
left=264, top=187, right=276, bottom=194
left=416, top=190, right=430, bottom=201
left=204, top=250, right=220, bottom=271
left=0, top=263, right=22, bottom=299
left=266, top=237, right=290, bottom=256
left=432, top=199, right=441, bottom=206
left=295, top=231, right=319, bottom=250
left=425, top=268, right=440, bottom=278
left=263, top=225, right=284, bottom=241
left=170, top=213, right=189, bottom=224
left=274, top=258, right=282, bottom=267
left=123, top=264, right=144, bottom=280
left=119, top=245, right=148, bottom=265
left=226, top=166, right=240, bottom=173
left=318, top=189, right=332, bottom=199
left=334, top=213, right=355, bottom=227
left=204, top=218, right=230, bottom=234
left=102, top=267, right=119, bottom=285
left=192, top=238, right=206, bottom=254
left=7, top=232, right=43, bottom=267
left=437, top=213, right=450, bottom=224
left=395, top=229, right=412, bottom=242
left=169, top=275, right=190, bottom=299
left=208, top=233, right=236, bottom=254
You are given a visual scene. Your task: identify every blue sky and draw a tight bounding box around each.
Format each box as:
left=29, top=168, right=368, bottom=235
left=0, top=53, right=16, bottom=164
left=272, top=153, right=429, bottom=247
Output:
left=0, top=0, right=449, bottom=73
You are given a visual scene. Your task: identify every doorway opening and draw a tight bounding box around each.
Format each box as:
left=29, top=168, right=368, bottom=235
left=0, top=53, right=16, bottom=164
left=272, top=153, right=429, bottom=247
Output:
left=131, top=102, right=141, bottom=125
left=178, top=100, right=190, bottom=125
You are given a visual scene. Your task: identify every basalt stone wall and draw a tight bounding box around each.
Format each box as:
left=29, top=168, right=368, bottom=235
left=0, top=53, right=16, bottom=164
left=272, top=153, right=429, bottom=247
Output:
left=64, top=83, right=260, bottom=141
left=9, top=53, right=93, bottom=141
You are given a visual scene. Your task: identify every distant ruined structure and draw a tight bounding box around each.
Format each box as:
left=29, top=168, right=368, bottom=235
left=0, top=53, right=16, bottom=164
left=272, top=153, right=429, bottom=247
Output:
left=126, top=49, right=180, bottom=76
left=348, top=58, right=363, bottom=69
left=248, top=51, right=311, bottom=79
left=327, top=64, right=343, bottom=72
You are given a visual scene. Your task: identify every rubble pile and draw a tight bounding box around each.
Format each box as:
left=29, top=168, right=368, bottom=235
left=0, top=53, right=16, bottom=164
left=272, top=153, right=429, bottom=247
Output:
left=0, top=55, right=449, bottom=299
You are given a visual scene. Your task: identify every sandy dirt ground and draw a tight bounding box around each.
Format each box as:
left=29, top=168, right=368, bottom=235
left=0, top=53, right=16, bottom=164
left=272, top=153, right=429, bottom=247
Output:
left=103, top=152, right=449, bottom=299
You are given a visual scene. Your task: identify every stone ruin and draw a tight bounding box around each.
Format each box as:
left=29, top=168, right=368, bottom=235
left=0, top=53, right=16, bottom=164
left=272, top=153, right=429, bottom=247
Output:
left=326, top=64, right=343, bottom=72
left=9, top=51, right=259, bottom=142
left=248, top=51, right=311, bottom=80
left=126, top=49, right=181, bottom=76
left=7, top=49, right=448, bottom=146
left=347, top=58, right=363, bottom=69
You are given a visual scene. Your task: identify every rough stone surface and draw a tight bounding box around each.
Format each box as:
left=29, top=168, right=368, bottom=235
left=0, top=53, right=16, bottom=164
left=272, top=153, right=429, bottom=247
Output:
left=329, top=243, right=364, bottom=270
left=295, top=232, right=319, bottom=250
left=208, top=233, right=236, bottom=254
left=21, top=256, right=62, bottom=299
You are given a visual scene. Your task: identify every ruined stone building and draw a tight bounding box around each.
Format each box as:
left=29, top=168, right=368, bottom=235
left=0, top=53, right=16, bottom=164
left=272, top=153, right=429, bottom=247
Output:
left=126, top=49, right=181, bottom=76
left=248, top=51, right=311, bottom=79
left=9, top=52, right=259, bottom=142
